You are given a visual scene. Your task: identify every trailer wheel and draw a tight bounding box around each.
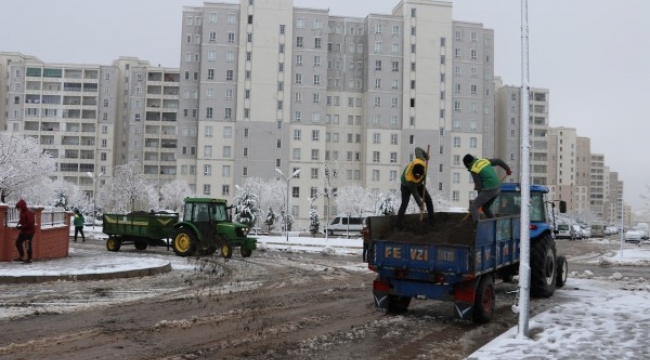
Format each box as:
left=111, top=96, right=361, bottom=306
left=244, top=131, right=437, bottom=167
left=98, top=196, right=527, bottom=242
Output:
left=221, top=243, right=233, bottom=258
left=173, top=228, right=197, bottom=257
left=106, top=236, right=121, bottom=252
left=531, top=235, right=557, bottom=298
left=473, top=274, right=495, bottom=323
left=134, top=239, right=148, bottom=251
left=556, top=255, right=568, bottom=288
left=387, top=295, right=411, bottom=313
left=240, top=248, right=252, bottom=258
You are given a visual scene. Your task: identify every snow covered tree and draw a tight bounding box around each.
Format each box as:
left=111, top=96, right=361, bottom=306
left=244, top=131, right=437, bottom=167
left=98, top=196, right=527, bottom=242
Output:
left=232, top=185, right=260, bottom=227
left=159, top=180, right=193, bottom=212
left=0, top=132, right=56, bottom=202
left=309, top=207, right=320, bottom=236
left=336, top=185, right=369, bottom=217
left=377, top=192, right=397, bottom=215
left=51, top=179, right=88, bottom=211
left=102, top=161, right=156, bottom=213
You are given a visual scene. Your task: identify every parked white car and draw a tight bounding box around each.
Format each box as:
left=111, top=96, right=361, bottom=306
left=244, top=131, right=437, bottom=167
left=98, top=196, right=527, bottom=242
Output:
left=624, top=230, right=643, bottom=243
left=581, top=226, right=591, bottom=239
left=556, top=224, right=574, bottom=240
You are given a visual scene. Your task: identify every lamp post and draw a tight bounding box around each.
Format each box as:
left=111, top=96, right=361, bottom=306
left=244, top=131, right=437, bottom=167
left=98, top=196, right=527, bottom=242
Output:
left=322, top=162, right=331, bottom=241
left=86, top=171, right=104, bottom=229
left=276, top=168, right=300, bottom=242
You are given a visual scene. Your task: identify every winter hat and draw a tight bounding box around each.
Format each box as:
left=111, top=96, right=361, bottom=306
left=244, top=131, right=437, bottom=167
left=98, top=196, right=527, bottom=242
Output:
left=412, top=164, right=425, bottom=177
left=463, top=154, right=475, bottom=168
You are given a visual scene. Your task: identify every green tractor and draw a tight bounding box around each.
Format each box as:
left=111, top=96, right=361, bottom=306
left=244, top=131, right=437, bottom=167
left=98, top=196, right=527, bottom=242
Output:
left=172, top=197, right=257, bottom=258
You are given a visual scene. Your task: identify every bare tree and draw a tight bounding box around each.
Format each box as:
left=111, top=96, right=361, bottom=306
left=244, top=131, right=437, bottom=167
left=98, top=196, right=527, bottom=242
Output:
left=0, top=132, right=56, bottom=202
left=102, top=162, right=156, bottom=213
left=159, top=180, right=193, bottom=212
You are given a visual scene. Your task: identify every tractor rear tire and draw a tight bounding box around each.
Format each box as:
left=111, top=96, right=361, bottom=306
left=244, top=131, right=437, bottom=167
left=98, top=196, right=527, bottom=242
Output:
left=173, top=228, right=197, bottom=257
left=473, top=274, right=495, bottom=324
left=556, top=255, right=568, bottom=288
left=106, top=236, right=121, bottom=252
left=531, top=235, right=557, bottom=298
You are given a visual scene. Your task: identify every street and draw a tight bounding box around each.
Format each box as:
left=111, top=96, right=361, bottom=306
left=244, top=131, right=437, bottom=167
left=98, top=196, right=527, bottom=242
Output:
left=0, top=237, right=640, bottom=360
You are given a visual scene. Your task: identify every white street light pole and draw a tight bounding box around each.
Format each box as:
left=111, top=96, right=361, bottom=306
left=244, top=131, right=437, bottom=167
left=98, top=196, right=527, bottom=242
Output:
left=276, top=168, right=300, bottom=242
left=86, top=171, right=104, bottom=229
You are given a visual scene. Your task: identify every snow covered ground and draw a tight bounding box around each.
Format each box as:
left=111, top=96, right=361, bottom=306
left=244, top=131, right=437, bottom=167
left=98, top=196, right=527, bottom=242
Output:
left=8, top=227, right=650, bottom=359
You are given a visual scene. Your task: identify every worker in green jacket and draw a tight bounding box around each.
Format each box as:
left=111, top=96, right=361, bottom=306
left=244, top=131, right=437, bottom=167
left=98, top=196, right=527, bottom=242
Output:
left=463, top=154, right=511, bottom=222
left=396, top=147, right=434, bottom=228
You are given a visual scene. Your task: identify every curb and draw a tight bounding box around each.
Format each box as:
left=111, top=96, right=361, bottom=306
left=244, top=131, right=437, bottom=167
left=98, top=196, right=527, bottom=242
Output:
left=0, top=262, right=172, bottom=284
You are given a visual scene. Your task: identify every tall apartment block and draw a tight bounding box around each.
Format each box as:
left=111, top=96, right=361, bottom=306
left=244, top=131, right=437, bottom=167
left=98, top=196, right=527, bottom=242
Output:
left=547, top=127, right=590, bottom=214
left=590, top=153, right=606, bottom=219
left=111, top=57, right=182, bottom=189
left=495, top=85, right=549, bottom=186
left=179, top=0, right=494, bottom=224
left=0, top=52, right=117, bottom=199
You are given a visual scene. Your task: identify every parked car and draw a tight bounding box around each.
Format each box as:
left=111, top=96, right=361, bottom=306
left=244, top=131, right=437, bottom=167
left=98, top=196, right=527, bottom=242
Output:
left=624, top=230, right=643, bottom=243
left=581, top=226, right=591, bottom=239
left=591, top=224, right=605, bottom=237
left=636, top=223, right=649, bottom=240
left=571, top=225, right=584, bottom=240
left=556, top=224, right=574, bottom=240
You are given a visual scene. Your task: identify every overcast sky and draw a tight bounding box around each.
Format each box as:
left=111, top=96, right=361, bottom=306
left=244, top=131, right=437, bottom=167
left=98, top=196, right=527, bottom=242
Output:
left=1, top=0, right=648, bottom=212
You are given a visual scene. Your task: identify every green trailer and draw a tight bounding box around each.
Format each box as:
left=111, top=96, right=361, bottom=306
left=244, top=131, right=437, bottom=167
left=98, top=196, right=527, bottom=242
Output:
left=103, top=211, right=179, bottom=251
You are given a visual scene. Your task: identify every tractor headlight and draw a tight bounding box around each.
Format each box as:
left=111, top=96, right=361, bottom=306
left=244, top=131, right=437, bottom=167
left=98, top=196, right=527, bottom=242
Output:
left=241, top=227, right=249, bottom=237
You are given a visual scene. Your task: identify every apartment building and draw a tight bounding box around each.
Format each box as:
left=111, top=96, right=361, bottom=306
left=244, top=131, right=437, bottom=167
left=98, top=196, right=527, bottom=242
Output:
left=0, top=52, right=117, bottom=199
left=494, top=85, right=549, bottom=187
left=179, top=0, right=494, bottom=225
left=111, top=57, right=182, bottom=189
left=590, top=153, right=606, bottom=219
left=547, top=127, right=590, bottom=213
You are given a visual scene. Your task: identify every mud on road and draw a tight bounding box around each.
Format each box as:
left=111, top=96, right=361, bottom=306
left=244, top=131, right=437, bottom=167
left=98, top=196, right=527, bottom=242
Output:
left=0, top=244, right=571, bottom=360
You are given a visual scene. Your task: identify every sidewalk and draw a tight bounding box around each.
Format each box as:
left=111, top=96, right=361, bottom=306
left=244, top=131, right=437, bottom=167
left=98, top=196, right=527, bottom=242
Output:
left=0, top=242, right=172, bottom=283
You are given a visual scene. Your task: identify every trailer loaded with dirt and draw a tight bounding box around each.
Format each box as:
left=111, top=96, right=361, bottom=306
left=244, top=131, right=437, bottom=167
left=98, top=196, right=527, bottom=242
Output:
left=102, top=197, right=256, bottom=258
left=366, top=183, right=567, bottom=323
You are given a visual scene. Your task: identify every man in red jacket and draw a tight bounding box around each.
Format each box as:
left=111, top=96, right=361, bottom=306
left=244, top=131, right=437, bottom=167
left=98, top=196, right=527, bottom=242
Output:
left=14, top=199, right=35, bottom=264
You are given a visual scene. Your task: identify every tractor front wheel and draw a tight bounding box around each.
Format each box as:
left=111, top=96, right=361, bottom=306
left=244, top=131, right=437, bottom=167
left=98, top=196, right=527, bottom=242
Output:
left=106, top=236, right=121, bottom=252
left=173, top=228, right=197, bottom=257
left=240, top=247, right=252, bottom=257
left=221, top=243, right=233, bottom=258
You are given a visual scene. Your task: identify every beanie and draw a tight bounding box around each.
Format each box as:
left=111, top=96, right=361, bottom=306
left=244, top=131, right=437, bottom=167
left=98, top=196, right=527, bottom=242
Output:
left=463, top=154, right=475, bottom=168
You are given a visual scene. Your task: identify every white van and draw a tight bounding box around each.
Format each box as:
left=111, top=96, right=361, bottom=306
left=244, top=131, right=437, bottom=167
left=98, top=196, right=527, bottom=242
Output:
left=324, top=215, right=366, bottom=237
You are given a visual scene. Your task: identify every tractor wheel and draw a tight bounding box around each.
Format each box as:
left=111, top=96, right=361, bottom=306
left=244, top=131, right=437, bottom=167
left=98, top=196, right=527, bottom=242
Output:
left=240, top=248, right=252, bottom=258
left=106, top=236, right=121, bottom=252
left=531, top=235, right=557, bottom=298
left=134, top=239, right=148, bottom=251
left=173, top=228, right=197, bottom=257
left=473, top=274, right=495, bottom=323
left=556, top=255, right=568, bottom=288
left=221, top=243, right=233, bottom=259
left=387, top=295, right=411, bottom=313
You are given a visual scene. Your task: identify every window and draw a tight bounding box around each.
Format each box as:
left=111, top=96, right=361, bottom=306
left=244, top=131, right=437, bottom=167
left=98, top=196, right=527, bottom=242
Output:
left=453, top=137, right=461, bottom=148
left=207, top=69, right=214, bottom=80
left=204, top=165, right=212, bottom=176
left=223, top=146, right=232, bottom=158
left=206, top=107, right=213, bottom=118
left=204, top=145, right=212, bottom=157
left=296, top=36, right=303, bottom=47
left=311, top=149, right=319, bottom=160
left=375, top=60, right=382, bottom=71
left=470, top=137, right=477, bottom=148
left=314, top=38, right=321, bottom=48
left=292, top=148, right=301, bottom=160
left=226, top=70, right=234, bottom=81
left=228, top=32, right=235, bottom=43
left=295, top=74, right=302, bottom=84
left=312, top=130, right=319, bottom=141
left=294, top=129, right=301, bottom=140
left=372, top=151, right=380, bottom=162
left=392, top=61, right=399, bottom=72
left=203, top=185, right=211, bottom=196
